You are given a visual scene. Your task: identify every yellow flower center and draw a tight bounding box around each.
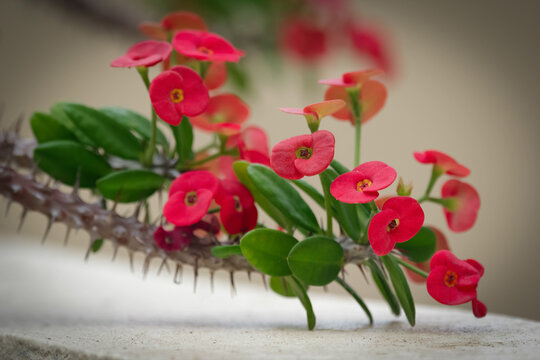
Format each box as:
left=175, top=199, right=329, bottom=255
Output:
left=444, top=270, right=458, bottom=287
left=386, top=218, right=400, bottom=232
left=185, top=191, right=198, bottom=206
left=356, top=179, right=372, bottom=191
left=170, top=88, right=184, bottom=103
left=198, top=46, right=214, bottom=55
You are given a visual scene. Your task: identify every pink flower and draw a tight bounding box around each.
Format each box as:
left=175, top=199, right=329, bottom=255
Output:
left=203, top=61, right=227, bottom=90
left=280, top=19, right=327, bottom=62
left=271, top=130, right=335, bottom=180
left=414, top=150, right=470, bottom=177
left=324, top=80, right=387, bottom=124
left=110, top=40, right=172, bottom=68
left=173, top=30, right=244, bottom=62
left=330, top=161, right=397, bottom=204
left=216, top=180, right=258, bottom=235
left=427, top=250, right=487, bottom=318
left=139, top=11, right=208, bottom=41
left=163, top=171, right=219, bottom=226
left=190, top=94, right=249, bottom=135
left=404, top=226, right=449, bottom=284
left=319, top=69, right=384, bottom=87
left=441, top=179, right=480, bottom=232
left=348, top=25, right=393, bottom=75
left=227, top=126, right=271, bottom=166
left=149, top=65, right=209, bottom=126
left=280, top=100, right=346, bottom=132
left=367, top=196, right=424, bottom=256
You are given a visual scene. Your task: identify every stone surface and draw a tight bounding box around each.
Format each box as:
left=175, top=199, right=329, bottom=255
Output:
left=0, top=235, right=538, bottom=360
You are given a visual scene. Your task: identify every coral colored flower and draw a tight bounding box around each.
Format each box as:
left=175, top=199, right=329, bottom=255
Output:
left=280, top=100, right=346, bottom=132
left=349, top=25, right=393, bottom=75
left=149, top=65, right=209, bottom=126
left=153, top=225, right=193, bottom=251
left=194, top=153, right=237, bottom=181
left=164, top=171, right=219, bottom=226
left=319, top=69, right=384, bottom=87
left=227, top=126, right=271, bottom=166
left=190, top=94, right=249, bottom=135
left=404, top=226, right=450, bottom=284
left=139, top=11, right=208, bottom=41
left=216, top=180, right=258, bottom=234
left=441, top=179, right=480, bottom=232
left=110, top=40, right=172, bottom=68
left=203, top=61, right=227, bottom=90
left=427, top=250, right=487, bottom=318
left=280, top=19, right=327, bottom=62
left=271, top=130, right=335, bottom=180
left=414, top=150, right=470, bottom=177
left=330, top=161, right=397, bottom=204
left=324, top=80, right=387, bottom=124
left=173, top=30, right=244, bottom=62
left=367, top=196, right=424, bottom=256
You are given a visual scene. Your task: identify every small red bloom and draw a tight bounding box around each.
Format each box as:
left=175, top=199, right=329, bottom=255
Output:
left=330, top=161, right=397, bottom=204
left=164, top=171, right=219, bottom=226
left=404, top=226, right=449, bottom=284
left=227, top=126, right=271, bottom=166
left=319, top=69, right=384, bottom=87
left=414, top=150, right=470, bottom=177
left=203, top=61, right=227, bottom=90
left=149, top=65, right=209, bottom=126
left=349, top=25, right=393, bottom=75
left=110, top=40, right=172, bottom=68
left=324, top=80, right=387, bottom=124
left=280, top=100, right=346, bottom=131
left=190, top=94, right=249, bottom=135
left=153, top=225, right=193, bottom=252
left=271, top=130, right=335, bottom=180
left=139, top=11, right=208, bottom=41
left=367, top=196, right=424, bottom=256
left=216, top=180, right=258, bottom=235
left=173, top=30, right=244, bottom=62
left=280, top=19, right=327, bottom=62
left=427, top=250, right=487, bottom=318
left=441, top=179, right=480, bottom=232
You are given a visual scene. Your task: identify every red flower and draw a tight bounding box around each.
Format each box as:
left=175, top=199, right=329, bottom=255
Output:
left=367, top=196, right=424, bottom=256
left=271, top=130, right=335, bottom=180
left=216, top=180, right=258, bottom=235
left=441, top=179, right=480, bottom=232
left=414, top=150, right=470, bottom=177
left=404, top=226, right=449, bottom=284
left=110, top=40, right=172, bottom=68
left=139, top=11, right=208, bottom=41
left=319, top=69, right=384, bottom=87
left=348, top=25, right=393, bottom=75
left=280, top=19, right=327, bottom=62
left=164, top=170, right=219, bottom=226
left=153, top=225, right=193, bottom=251
left=203, top=61, right=227, bottom=90
left=280, top=100, right=346, bottom=132
left=324, top=80, right=387, bottom=124
left=330, top=161, right=397, bottom=204
left=190, top=94, right=249, bottom=135
left=227, top=126, right=271, bottom=166
left=173, top=30, right=244, bottom=62
left=427, top=250, right=487, bottom=318
left=149, top=65, right=209, bottom=126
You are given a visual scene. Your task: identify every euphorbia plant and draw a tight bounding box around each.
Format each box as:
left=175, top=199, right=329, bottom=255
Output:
left=0, top=10, right=486, bottom=331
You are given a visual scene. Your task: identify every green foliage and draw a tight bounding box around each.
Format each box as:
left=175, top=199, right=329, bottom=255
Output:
left=50, top=103, right=96, bottom=146
left=210, top=245, right=242, bottom=258
left=91, top=239, right=104, bottom=253
left=96, top=169, right=165, bottom=203
left=30, top=112, right=77, bottom=143
left=367, top=259, right=401, bottom=316
left=287, top=236, right=343, bottom=286
left=240, top=228, right=298, bottom=276
left=34, top=140, right=111, bottom=188
left=291, top=179, right=325, bottom=209
left=170, top=119, right=194, bottom=165
left=396, top=227, right=437, bottom=263
left=381, top=255, right=416, bottom=326
left=284, top=276, right=316, bottom=330
left=269, top=276, right=296, bottom=297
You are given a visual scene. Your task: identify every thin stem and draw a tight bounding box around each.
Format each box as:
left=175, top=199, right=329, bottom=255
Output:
left=394, top=255, right=429, bottom=278
left=180, top=149, right=236, bottom=170
left=319, top=174, right=334, bottom=238
left=354, top=118, right=361, bottom=167
left=207, top=207, right=221, bottom=214
left=418, top=167, right=443, bottom=203
left=347, top=88, right=363, bottom=167
left=137, top=67, right=158, bottom=166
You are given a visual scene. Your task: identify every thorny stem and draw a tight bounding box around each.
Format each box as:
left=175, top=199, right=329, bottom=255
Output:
left=319, top=174, right=333, bottom=237
left=393, top=255, right=429, bottom=278
left=137, top=67, right=158, bottom=167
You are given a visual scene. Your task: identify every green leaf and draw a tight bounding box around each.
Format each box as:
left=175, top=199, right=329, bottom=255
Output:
left=287, top=236, right=343, bottom=286
left=269, top=276, right=296, bottom=297
left=34, top=140, right=111, bottom=188
left=320, top=169, right=362, bottom=242
left=381, top=255, right=416, bottom=326
left=233, top=161, right=291, bottom=230
left=50, top=103, right=96, bottom=146
left=247, top=164, right=320, bottom=234
left=367, top=259, right=400, bottom=316
left=100, top=107, right=168, bottom=149
left=396, top=227, right=437, bottom=263
left=211, top=245, right=242, bottom=258
left=30, top=112, right=77, bottom=143
left=334, top=277, right=373, bottom=324
left=226, top=62, right=249, bottom=92
left=96, top=169, right=165, bottom=203
left=170, top=119, right=194, bottom=164
left=91, top=239, right=104, bottom=253
left=330, top=159, right=349, bottom=175
left=284, top=276, right=316, bottom=330
left=63, top=103, right=143, bottom=160
left=291, top=179, right=325, bottom=209
left=240, top=228, right=298, bottom=276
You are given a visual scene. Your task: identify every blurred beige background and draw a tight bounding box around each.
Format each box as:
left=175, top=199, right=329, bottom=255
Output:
left=1, top=0, right=539, bottom=321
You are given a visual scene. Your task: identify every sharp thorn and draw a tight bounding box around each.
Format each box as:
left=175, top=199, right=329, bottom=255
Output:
left=111, top=240, right=119, bottom=261
left=210, top=271, right=215, bottom=293
left=133, top=201, right=143, bottom=220
left=142, top=253, right=151, bottom=280
left=13, top=114, right=24, bottom=134
left=41, top=216, right=54, bottom=244
left=110, top=199, right=119, bottom=215
left=341, top=268, right=346, bottom=282
left=85, top=238, right=97, bottom=262
left=173, top=263, right=183, bottom=284
left=358, top=265, right=369, bottom=284
left=63, top=227, right=72, bottom=247
left=247, top=271, right=252, bottom=282
left=230, top=272, right=236, bottom=297
left=157, top=257, right=167, bottom=276
left=261, top=273, right=268, bottom=291
left=129, top=251, right=134, bottom=273
left=4, top=197, right=13, bottom=216
left=17, top=208, right=28, bottom=232
left=193, top=258, right=199, bottom=293
left=45, top=176, right=53, bottom=188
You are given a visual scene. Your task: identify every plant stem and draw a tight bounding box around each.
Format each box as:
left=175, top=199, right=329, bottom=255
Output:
left=181, top=149, right=236, bottom=170
left=137, top=67, right=158, bottom=166
left=393, top=255, right=429, bottom=278
left=207, top=207, right=221, bottom=214
left=319, top=174, right=333, bottom=237
left=347, top=88, right=363, bottom=167
left=418, top=167, right=443, bottom=203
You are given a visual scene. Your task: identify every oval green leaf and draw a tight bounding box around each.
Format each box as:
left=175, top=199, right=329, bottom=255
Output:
left=396, top=227, right=437, bottom=263
left=30, top=112, right=77, bottom=144
left=50, top=103, right=96, bottom=146
left=211, top=245, right=242, bottom=259
left=269, top=276, right=296, bottom=297
left=381, top=255, right=416, bottom=326
left=240, top=228, right=298, bottom=276
left=247, top=164, right=320, bottom=234
left=34, top=140, right=111, bottom=188
left=63, top=103, right=143, bottom=160
left=170, top=119, right=194, bottom=165
left=96, top=169, right=165, bottom=203
left=287, top=236, right=344, bottom=286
